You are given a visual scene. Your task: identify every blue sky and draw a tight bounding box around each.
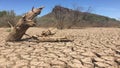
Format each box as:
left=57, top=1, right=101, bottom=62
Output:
left=0, top=0, right=120, bottom=19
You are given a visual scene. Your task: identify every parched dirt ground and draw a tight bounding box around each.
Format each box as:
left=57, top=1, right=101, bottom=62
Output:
left=0, top=27, right=120, bottom=68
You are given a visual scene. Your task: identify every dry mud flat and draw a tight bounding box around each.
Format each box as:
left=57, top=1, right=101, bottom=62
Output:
left=0, top=27, right=120, bottom=68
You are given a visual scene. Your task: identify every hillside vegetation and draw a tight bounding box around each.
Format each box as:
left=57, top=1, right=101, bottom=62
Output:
left=37, top=6, right=120, bottom=28
left=0, top=10, right=21, bottom=27
left=0, top=6, right=120, bottom=28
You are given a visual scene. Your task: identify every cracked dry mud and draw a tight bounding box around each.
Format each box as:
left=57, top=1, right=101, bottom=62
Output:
left=0, top=27, right=120, bottom=68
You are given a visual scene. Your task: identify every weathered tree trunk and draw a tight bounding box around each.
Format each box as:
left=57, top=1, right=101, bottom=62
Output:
left=23, top=35, right=73, bottom=42
left=6, top=6, right=44, bottom=41
left=37, top=37, right=72, bottom=42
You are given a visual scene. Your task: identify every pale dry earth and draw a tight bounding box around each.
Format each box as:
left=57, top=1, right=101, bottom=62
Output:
left=0, top=27, right=120, bottom=68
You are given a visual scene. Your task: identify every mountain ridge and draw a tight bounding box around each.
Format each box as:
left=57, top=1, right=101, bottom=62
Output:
left=37, top=6, right=120, bottom=28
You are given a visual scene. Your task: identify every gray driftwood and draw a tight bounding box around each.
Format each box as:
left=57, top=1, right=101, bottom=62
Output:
left=6, top=6, right=72, bottom=42
left=6, top=6, right=44, bottom=41
left=24, top=34, right=73, bottom=42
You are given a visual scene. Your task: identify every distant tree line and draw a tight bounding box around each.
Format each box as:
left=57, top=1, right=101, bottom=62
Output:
left=0, top=6, right=120, bottom=28
left=0, top=10, right=21, bottom=27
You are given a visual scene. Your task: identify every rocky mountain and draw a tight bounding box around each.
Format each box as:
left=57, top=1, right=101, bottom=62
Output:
left=37, top=6, right=120, bottom=28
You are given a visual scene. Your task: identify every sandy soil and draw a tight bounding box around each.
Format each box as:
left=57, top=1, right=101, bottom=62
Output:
left=0, top=27, right=120, bottom=68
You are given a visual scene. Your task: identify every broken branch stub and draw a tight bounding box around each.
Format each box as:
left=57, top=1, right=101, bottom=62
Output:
left=6, top=6, right=44, bottom=42
left=27, top=35, right=73, bottom=42
left=41, top=30, right=56, bottom=37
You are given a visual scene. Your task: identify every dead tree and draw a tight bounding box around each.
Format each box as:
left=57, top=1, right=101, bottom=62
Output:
left=6, top=6, right=44, bottom=41
left=53, top=6, right=66, bottom=29
left=6, top=6, right=72, bottom=42
left=68, top=6, right=82, bottom=28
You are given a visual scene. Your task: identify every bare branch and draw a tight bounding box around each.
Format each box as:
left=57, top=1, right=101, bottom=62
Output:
left=7, top=21, right=14, bottom=30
